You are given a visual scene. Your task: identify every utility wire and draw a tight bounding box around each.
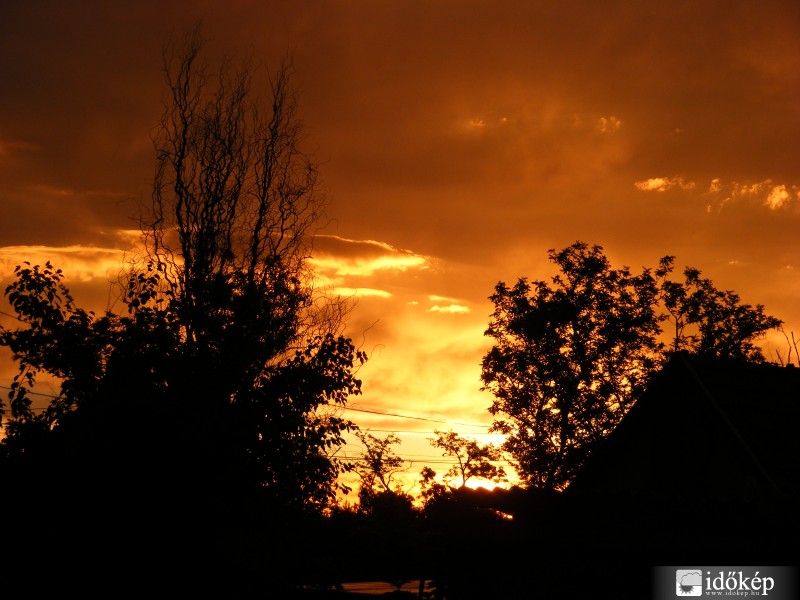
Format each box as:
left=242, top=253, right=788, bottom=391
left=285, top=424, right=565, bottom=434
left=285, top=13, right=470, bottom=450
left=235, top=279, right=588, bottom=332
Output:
left=0, top=384, right=62, bottom=400
left=0, top=309, right=24, bottom=322
left=344, top=459, right=513, bottom=466
left=0, top=385, right=493, bottom=430
left=345, top=428, right=498, bottom=436
left=337, top=405, right=489, bottom=429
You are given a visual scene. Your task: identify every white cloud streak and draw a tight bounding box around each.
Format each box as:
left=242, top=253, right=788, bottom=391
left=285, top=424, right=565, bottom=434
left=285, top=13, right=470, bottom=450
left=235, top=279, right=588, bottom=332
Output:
left=429, top=304, right=470, bottom=314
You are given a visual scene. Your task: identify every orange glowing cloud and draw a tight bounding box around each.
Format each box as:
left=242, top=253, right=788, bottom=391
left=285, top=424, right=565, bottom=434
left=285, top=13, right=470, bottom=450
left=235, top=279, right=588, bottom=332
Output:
left=428, top=295, right=470, bottom=314
left=310, top=235, right=430, bottom=299
left=634, top=176, right=695, bottom=192
left=312, top=235, right=429, bottom=277
left=765, top=184, right=793, bottom=210
left=0, top=245, right=126, bottom=283
left=596, top=115, right=622, bottom=133
left=701, top=178, right=800, bottom=213
left=333, top=287, right=392, bottom=299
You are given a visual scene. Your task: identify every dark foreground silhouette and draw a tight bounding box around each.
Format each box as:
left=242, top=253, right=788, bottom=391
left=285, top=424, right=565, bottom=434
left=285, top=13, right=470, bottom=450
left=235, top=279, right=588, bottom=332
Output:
left=2, top=354, right=797, bottom=598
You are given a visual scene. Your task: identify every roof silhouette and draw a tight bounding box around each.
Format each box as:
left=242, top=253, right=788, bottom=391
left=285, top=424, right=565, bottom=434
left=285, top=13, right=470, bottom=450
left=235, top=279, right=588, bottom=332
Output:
left=569, top=352, right=800, bottom=501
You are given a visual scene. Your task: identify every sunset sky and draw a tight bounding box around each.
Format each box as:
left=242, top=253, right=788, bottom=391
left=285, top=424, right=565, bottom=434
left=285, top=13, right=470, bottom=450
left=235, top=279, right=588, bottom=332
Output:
left=1, top=1, right=798, bottom=495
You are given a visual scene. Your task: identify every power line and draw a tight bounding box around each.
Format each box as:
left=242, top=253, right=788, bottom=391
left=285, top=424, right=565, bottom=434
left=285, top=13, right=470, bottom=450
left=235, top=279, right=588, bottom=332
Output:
left=340, top=457, right=513, bottom=466
left=346, top=428, right=498, bottom=436
left=0, top=384, right=62, bottom=400
left=0, top=386, right=497, bottom=438
left=338, top=405, right=489, bottom=429
left=0, top=385, right=488, bottom=427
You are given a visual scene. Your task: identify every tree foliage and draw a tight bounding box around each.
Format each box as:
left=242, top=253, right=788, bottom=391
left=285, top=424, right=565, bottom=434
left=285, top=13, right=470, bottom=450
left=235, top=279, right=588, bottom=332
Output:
left=428, top=429, right=506, bottom=489
left=481, top=241, right=782, bottom=490
left=352, top=430, right=410, bottom=513
left=147, top=25, right=331, bottom=350
left=0, top=27, right=364, bottom=522
left=660, top=258, right=782, bottom=361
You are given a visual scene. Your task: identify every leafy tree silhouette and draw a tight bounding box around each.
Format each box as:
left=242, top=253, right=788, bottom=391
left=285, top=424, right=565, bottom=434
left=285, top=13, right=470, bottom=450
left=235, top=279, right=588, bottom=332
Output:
left=659, top=257, right=782, bottom=360
left=418, top=430, right=507, bottom=509
left=481, top=241, right=782, bottom=490
left=0, top=26, right=364, bottom=591
left=352, top=430, right=414, bottom=515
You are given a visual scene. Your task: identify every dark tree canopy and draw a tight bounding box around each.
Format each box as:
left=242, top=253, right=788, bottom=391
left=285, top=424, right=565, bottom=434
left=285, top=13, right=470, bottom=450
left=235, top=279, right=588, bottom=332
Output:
left=0, top=26, right=365, bottom=540
left=481, top=241, right=782, bottom=490
left=481, top=242, right=664, bottom=489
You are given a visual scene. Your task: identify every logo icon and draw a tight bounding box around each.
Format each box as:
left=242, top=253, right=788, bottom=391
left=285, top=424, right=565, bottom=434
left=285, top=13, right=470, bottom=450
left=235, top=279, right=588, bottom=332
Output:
left=676, top=570, right=703, bottom=596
